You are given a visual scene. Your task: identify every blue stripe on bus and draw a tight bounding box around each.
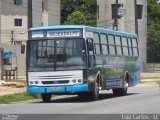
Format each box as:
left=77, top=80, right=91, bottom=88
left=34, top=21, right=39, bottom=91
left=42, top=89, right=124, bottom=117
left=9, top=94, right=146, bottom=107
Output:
left=27, top=83, right=88, bottom=93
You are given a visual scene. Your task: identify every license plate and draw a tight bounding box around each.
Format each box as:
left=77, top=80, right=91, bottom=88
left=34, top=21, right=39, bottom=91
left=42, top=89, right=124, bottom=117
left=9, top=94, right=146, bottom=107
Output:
left=53, top=87, right=60, bottom=91
left=106, top=80, right=122, bottom=87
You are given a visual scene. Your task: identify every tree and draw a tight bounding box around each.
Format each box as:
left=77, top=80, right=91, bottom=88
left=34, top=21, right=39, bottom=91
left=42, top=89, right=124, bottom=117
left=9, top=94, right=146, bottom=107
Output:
left=64, top=11, right=87, bottom=25
left=61, top=0, right=96, bottom=26
left=147, top=0, right=160, bottom=63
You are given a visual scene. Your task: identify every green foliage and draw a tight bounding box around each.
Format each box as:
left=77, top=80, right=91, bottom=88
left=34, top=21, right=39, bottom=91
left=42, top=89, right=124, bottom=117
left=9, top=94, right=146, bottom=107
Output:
left=147, top=0, right=160, bottom=63
left=61, top=0, right=96, bottom=26
left=64, top=11, right=86, bottom=25
left=0, top=92, right=40, bottom=104
left=5, top=80, right=27, bottom=85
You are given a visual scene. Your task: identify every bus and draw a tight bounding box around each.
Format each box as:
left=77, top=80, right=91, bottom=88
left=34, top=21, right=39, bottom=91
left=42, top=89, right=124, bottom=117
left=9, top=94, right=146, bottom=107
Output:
left=26, top=25, right=140, bottom=102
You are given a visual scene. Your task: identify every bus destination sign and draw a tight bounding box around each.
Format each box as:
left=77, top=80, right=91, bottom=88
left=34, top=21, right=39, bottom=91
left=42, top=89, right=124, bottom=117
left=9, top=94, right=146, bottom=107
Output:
left=47, top=30, right=81, bottom=38
left=31, top=31, right=44, bottom=38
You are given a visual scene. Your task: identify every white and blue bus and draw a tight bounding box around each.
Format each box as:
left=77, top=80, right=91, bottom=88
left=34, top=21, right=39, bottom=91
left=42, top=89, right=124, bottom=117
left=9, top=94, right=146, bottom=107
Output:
left=26, top=25, right=140, bottom=102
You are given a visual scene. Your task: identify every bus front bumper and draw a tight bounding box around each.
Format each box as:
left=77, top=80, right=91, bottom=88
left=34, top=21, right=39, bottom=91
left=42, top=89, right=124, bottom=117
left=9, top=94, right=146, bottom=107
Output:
left=27, top=83, right=88, bottom=94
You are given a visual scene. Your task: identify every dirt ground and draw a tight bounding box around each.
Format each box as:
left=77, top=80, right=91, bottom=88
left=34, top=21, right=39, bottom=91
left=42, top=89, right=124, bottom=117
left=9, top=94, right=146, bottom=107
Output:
left=0, top=86, right=26, bottom=96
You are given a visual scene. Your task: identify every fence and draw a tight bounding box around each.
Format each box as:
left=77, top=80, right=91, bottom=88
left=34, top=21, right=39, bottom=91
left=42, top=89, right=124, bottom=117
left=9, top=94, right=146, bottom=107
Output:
left=143, top=63, right=160, bottom=73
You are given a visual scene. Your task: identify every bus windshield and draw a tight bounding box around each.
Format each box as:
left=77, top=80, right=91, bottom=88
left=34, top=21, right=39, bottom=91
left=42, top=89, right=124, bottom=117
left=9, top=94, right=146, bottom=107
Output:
left=28, top=38, right=86, bottom=71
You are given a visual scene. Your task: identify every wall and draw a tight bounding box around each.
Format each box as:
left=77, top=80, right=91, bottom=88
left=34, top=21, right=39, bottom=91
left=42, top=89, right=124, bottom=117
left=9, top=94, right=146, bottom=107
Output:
left=137, top=0, right=147, bottom=71
left=0, top=43, right=26, bottom=79
left=0, top=0, right=28, bottom=44
left=0, top=0, right=61, bottom=80
left=31, top=0, right=60, bottom=27
left=32, top=0, right=43, bottom=27
left=48, top=0, right=60, bottom=25
left=0, top=48, right=3, bottom=80
left=0, top=0, right=1, bottom=43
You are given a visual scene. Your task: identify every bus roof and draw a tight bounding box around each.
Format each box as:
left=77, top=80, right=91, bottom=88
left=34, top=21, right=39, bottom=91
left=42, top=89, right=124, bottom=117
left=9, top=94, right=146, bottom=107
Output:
left=29, top=25, right=138, bottom=38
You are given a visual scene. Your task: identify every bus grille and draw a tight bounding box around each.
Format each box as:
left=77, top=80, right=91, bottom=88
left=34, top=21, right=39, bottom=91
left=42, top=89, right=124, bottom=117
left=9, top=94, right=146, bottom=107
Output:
left=42, top=80, right=69, bottom=85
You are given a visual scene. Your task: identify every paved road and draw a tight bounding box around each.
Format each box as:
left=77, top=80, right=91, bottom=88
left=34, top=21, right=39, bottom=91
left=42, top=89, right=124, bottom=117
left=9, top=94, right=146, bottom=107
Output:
left=0, top=83, right=160, bottom=115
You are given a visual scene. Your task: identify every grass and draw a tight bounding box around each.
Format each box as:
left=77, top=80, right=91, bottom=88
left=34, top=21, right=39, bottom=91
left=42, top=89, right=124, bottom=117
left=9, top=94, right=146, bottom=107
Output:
left=141, top=77, right=160, bottom=79
left=0, top=92, right=40, bottom=104
left=0, top=80, right=41, bottom=104
left=156, top=81, right=160, bottom=84
left=140, top=78, right=160, bottom=84
left=4, top=79, right=27, bottom=85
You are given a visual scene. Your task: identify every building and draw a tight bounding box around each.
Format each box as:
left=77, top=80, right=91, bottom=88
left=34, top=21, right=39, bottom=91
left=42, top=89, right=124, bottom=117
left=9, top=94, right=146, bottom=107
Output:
left=97, top=0, right=147, bottom=71
left=0, top=0, right=60, bottom=79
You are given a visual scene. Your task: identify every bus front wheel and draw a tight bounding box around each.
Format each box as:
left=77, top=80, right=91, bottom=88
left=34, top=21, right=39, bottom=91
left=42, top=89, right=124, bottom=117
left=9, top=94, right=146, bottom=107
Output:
left=41, top=93, right=52, bottom=102
left=89, top=82, right=99, bottom=100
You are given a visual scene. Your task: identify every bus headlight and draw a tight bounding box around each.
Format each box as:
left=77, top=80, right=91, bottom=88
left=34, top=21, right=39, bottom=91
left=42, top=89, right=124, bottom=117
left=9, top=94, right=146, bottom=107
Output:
left=78, top=79, right=82, bottom=83
left=72, top=79, right=76, bottom=83
left=29, top=81, right=34, bottom=85
left=35, top=81, right=39, bottom=84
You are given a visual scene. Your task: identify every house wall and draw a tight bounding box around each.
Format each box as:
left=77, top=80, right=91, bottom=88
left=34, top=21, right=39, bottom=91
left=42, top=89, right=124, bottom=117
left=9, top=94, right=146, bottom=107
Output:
left=0, top=0, right=61, bottom=79
left=0, top=0, right=27, bottom=44
left=0, top=43, right=26, bottom=79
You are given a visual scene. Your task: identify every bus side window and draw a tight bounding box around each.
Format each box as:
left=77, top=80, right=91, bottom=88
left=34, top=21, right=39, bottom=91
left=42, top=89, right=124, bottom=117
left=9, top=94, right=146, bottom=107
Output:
left=115, top=36, right=122, bottom=55
left=122, top=37, right=129, bottom=56
left=108, top=35, right=116, bottom=55
left=93, top=33, right=101, bottom=55
left=128, top=37, right=133, bottom=56
left=132, top=38, right=139, bottom=56
left=100, top=34, right=108, bottom=55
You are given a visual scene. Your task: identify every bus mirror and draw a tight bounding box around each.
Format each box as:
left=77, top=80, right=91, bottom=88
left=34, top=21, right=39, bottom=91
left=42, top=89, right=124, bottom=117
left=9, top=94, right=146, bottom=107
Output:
left=88, top=43, right=93, bottom=51
left=87, top=39, right=94, bottom=51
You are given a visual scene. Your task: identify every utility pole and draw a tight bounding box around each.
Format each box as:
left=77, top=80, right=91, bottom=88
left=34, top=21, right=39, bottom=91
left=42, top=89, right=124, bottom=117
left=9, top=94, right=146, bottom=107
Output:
left=11, top=30, right=14, bottom=44
left=28, top=0, right=32, bottom=28
left=134, top=0, right=138, bottom=34
left=113, top=0, right=119, bottom=31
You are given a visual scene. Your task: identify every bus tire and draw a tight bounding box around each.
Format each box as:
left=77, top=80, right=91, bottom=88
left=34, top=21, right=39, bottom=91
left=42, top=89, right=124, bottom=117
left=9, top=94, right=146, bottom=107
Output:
left=112, top=81, right=128, bottom=96
left=121, top=80, right=128, bottom=95
left=41, top=93, right=52, bottom=102
left=89, top=82, right=99, bottom=100
left=112, top=89, right=119, bottom=96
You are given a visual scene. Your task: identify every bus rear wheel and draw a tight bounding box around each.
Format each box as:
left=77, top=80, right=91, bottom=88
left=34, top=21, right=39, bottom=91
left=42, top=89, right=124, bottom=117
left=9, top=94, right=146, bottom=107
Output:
left=41, top=93, right=52, bottom=102
left=113, top=81, right=128, bottom=96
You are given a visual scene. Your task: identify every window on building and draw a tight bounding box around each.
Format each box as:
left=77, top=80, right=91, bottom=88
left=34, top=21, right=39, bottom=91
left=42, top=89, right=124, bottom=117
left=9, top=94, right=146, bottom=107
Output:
left=15, top=19, right=22, bottom=26
left=137, top=4, right=143, bottom=19
left=14, top=0, right=23, bottom=5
